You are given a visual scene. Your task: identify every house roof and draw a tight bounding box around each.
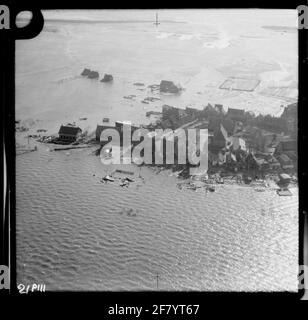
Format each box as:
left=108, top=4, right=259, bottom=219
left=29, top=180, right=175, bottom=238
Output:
left=277, top=154, right=291, bottom=164
left=220, top=124, right=228, bottom=141
left=283, top=150, right=297, bottom=161
left=281, top=103, right=297, bottom=118
left=186, top=106, right=198, bottom=113
left=214, top=104, right=224, bottom=112
left=255, top=157, right=267, bottom=165
left=281, top=139, right=297, bottom=151
left=58, top=125, right=82, bottom=135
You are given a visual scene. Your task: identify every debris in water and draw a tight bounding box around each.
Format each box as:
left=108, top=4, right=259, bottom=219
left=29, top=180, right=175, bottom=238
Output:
left=101, top=175, right=115, bottom=182
left=277, top=188, right=292, bottom=196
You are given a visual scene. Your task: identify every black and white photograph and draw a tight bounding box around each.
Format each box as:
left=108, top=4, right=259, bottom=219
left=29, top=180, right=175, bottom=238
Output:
left=10, top=8, right=303, bottom=294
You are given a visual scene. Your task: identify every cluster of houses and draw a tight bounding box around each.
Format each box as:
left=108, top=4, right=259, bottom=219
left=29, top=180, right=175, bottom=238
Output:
left=56, top=100, right=297, bottom=177
left=143, top=102, right=297, bottom=176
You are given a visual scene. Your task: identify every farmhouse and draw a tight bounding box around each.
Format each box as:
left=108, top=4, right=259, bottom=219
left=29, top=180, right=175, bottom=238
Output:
left=58, top=125, right=82, bottom=142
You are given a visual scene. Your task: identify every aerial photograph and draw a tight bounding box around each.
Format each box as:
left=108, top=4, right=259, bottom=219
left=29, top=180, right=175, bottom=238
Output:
left=15, top=9, right=298, bottom=291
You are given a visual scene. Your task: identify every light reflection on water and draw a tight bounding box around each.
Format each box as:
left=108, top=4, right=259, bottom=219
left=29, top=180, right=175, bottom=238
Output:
left=16, top=147, right=298, bottom=291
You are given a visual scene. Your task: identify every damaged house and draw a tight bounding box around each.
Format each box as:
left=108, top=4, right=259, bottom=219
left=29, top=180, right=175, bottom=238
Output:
left=58, top=125, right=82, bottom=142
left=227, top=108, right=245, bottom=123
left=160, top=80, right=181, bottom=94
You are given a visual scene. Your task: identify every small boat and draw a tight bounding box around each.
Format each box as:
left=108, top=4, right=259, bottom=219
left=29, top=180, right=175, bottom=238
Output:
left=102, top=175, right=115, bottom=182
left=207, top=186, right=215, bottom=192
left=277, top=188, right=292, bottom=196
left=123, top=177, right=134, bottom=182
left=120, top=181, right=129, bottom=187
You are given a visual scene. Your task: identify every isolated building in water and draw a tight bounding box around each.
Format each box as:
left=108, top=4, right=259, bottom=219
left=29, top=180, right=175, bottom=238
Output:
left=58, top=125, right=82, bottom=142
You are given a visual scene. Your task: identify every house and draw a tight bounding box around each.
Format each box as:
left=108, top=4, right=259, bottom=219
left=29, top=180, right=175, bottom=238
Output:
left=281, top=103, right=297, bottom=118
left=81, top=68, right=91, bottom=76
left=96, top=121, right=140, bottom=146
left=227, top=108, right=245, bottom=122
left=161, top=105, right=181, bottom=129
left=162, top=104, right=174, bottom=113
left=255, top=157, right=270, bottom=171
left=277, top=154, right=294, bottom=170
left=96, top=124, right=116, bottom=142
left=210, top=124, right=229, bottom=151
left=226, top=151, right=237, bottom=164
left=146, top=111, right=162, bottom=125
left=115, top=121, right=139, bottom=134
left=275, top=139, right=297, bottom=154
left=185, top=106, right=199, bottom=117
left=214, top=104, right=225, bottom=114
left=280, top=103, right=297, bottom=134
left=208, top=152, right=219, bottom=166
left=233, top=121, right=244, bottom=134
left=178, top=108, right=187, bottom=118
left=58, top=125, right=82, bottom=142
left=160, top=80, right=180, bottom=93
left=221, top=118, right=235, bottom=136
left=245, top=153, right=269, bottom=172
left=204, top=103, right=217, bottom=114
left=218, top=151, right=226, bottom=165
left=244, top=127, right=276, bottom=153
left=278, top=173, right=291, bottom=188
left=207, top=117, right=235, bottom=136
left=264, top=142, right=278, bottom=155
left=146, top=111, right=162, bottom=117
left=266, top=155, right=281, bottom=171
left=229, top=136, right=246, bottom=152
left=100, top=74, right=113, bottom=82
left=283, top=150, right=297, bottom=163
left=87, top=71, right=99, bottom=79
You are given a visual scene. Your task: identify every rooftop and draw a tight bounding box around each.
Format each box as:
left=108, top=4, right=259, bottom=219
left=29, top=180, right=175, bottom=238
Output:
left=58, top=125, right=82, bottom=135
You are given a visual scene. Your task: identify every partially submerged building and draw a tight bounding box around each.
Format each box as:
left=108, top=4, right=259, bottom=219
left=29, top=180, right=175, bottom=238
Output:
left=96, top=123, right=116, bottom=142
left=210, top=124, right=230, bottom=152
left=229, top=136, right=246, bottom=152
left=58, top=125, right=82, bottom=142
left=88, top=71, right=99, bottom=79
left=101, top=74, right=113, bottom=82
left=160, top=80, right=181, bottom=94
left=275, top=138, right=297, bottom=154
left=280, top=102, right=297, bottom=135
left=227, top=108, right=245, bottom=122
left=81, top=68, right=99, bottom=79
left=81, top=68, right=91, bottom=76
left=96, top=121, right=140, bottom=146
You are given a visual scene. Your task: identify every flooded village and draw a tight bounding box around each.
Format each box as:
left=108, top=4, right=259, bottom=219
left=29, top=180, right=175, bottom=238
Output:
left=16, top=67, right=298, bottom=197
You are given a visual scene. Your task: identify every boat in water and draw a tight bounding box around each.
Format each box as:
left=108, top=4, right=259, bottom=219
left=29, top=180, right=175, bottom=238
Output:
left=101, top=175, right=115, bottom=182
left=206, top=186, right=215, bottom=192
